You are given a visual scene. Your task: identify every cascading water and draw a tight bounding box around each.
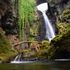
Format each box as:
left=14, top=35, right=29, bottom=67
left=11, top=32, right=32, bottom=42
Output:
left=10, top=54, right=23, bottom=63
left=10, top=54, right=34, bottom=63
left=13, top=54, right=22, bottom=61
left=37, top=3, right=55, bottom=41
left=42, top=12, right=55, bottom=41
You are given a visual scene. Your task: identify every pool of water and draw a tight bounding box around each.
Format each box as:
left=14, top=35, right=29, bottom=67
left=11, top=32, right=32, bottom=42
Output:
left=0, top=61, right=70, bottom=70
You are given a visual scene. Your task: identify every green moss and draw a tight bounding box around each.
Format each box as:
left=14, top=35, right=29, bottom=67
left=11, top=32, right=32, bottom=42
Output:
left=51, top=28, right=70, bottom=47
left=0, top=51, right=17, bottom=62
left=57, top=22, right=70, bottom=34
left=45, top=22, right=70, bottom=59
left=0, top=32, right=11, bottom=53
left=0, top=31, right=17, bottom=62
left=60, top=9, right=70, bottom=23
left=41, top=41, right=50, bottom=49
left=48, top=28, right=70, bottom=59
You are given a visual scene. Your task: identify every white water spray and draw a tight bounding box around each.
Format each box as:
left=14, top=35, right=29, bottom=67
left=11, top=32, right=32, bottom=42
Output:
left=10, top=54, right=22, bottom=63
left=10, top=54, right=34, bottom=63
left=37, top=3, right=55, bottom=41
left=13, top=54, right=21, bottom=61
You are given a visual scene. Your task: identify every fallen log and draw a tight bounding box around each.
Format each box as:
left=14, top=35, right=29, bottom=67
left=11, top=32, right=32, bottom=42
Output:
left=12, top=41, right=38, bottom=47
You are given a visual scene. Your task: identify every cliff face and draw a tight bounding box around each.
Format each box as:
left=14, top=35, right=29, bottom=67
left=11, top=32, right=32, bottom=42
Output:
left=0, top=0, right=18, bottom=35
left=47, top=0, right=70, bottom=22
left=0, top=0, right=18, bottom=62
left=0, top=0, right=11, bottom=18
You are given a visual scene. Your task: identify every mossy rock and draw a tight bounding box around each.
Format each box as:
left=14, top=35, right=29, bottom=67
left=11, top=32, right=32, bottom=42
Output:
left=56, top=23, right=70, bottom=34
left=0, top=30, right=18, bottom=62
left=0, top=31, right=11, bottom=53
left=41, top=41, right=50, bottom=48
left=51, top=28, right=70, bottom=48
left=48, top=29, right=70, bottom=59
left=46, top=23, right=70, bottom=59
left=60, top=9, right=70, bottom=23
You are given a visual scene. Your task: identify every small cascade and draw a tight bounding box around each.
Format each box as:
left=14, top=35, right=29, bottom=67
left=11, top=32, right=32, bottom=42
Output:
left=13, top=54, right=22, bottom=61
left=10, top=54, right=23, bottom=63
left=37, top=3, right=55, bottom=41
left=10, top=54, right=34, bottom=63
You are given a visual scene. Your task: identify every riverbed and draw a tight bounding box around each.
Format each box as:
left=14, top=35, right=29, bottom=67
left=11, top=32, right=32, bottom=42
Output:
left=0, top=61, right=70, bottom=70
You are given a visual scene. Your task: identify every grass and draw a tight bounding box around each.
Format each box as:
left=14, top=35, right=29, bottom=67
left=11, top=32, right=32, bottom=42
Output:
left=18, top=0, right=36, bottom=40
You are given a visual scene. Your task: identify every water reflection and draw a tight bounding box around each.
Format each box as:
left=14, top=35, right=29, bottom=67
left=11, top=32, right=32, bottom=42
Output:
left=0, top=61, right=70, bottom=70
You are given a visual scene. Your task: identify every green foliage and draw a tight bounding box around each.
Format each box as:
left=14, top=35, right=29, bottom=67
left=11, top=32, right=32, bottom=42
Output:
left=0, top=31, right=17, bottom=62
left=21, top=41, right=50, bottom=58
left=18, top=0, right=36, bottom=40
left=46, top=22, right=70, bottom=59
left=60, top=9, right=70, bottom=23
left=57, top=23, right=70, bottom=34
left=0, top=32, right=11, bottom=53
left=49, top=27, right=70, bottom=58
left=0, top=51, right=17, bottom=62
left=51, top=28, right=70, bottom=47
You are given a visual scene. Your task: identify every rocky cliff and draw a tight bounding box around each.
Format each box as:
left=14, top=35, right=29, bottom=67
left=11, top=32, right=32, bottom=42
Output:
left=0, top=0, right=18, bottom=35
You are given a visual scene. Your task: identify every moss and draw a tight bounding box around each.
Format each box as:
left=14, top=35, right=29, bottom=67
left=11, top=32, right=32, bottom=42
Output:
left=56, top=22, right=70, bottom=34
left=0, top=32, right=11, bottom=52
left=42, top=41, right=50, bottom=48
left=60, top=9, right=70, bottom=23
left=48, top=28, right=70, bottom=59
left=0, top=30, right=18, bottom=62
left=0, top=50, right=17, bottom=62
left=51, top=28, right=70, bottom=47
left=20, top=41, right=50, bottom=59
left=45, top=21, right=70, bottom=59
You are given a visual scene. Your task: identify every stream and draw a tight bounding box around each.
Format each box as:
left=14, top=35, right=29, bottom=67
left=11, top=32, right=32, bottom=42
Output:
left=0, top=61, right=70, bottom=70
left=0, top=54, right=70, bottom=70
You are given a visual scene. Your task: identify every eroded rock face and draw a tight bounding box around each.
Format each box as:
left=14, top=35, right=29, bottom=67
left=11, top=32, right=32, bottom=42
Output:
left=47, top=0, right=70, bottom=19
left=0, top=0, right=12, bottom=18
left=36, top=0, right=70, bottom=17
left=0, top=0, right=18, bottom=35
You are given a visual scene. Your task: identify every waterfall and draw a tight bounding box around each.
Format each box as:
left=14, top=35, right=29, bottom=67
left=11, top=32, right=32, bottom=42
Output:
left=37, top=3, right=55, bottom=41
left=42, top=12, right=55, bottom=41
